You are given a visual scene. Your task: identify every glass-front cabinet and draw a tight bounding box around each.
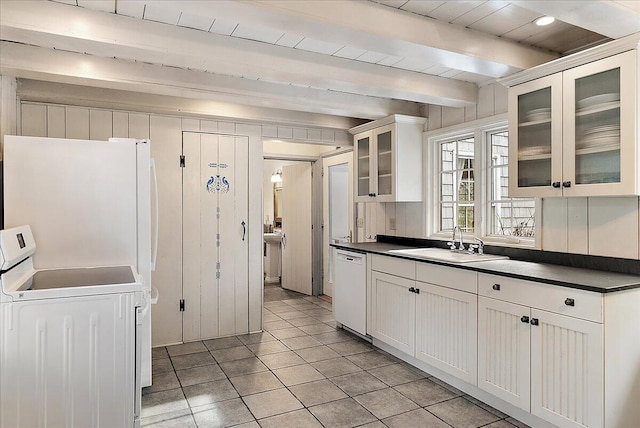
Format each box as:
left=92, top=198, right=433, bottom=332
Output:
left=354, top=124, right=395, bottom=201
left=509, top=74, right=563, bottom=197
left=351, top=115, right=425, bottom=203
left=508, top=49, right=637, bottom=197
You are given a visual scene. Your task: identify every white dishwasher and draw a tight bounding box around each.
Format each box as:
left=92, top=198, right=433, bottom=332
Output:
left=334, top=249, right=367, bottom=336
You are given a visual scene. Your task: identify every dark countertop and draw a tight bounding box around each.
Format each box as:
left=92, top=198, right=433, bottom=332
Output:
left=331, top=242, right=640, bottom=293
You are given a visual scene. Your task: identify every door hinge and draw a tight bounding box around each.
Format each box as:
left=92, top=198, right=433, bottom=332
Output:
left=179, top=155, right=185, bottom=168
left=179, top=299, right=185, bottom=311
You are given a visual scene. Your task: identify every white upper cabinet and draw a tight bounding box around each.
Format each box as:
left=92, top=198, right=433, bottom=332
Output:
left=351, top=115, right=426, bottom=203
left=503, top=37, right=639, bottom=197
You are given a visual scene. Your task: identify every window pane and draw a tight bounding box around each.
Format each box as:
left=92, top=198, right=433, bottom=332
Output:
left=441, top=172, right=454, bottom=202
left=458, top=204, right=474, bottom=233
left=440, top=203, right=455, bottom=233
left=438, top=136, right=474, bottom=234
left=491, top=165, right=509, bottom=200
left=490, top=131, right=509, bottom=166
left=491, top=201, right=535, bottom=237
left=441, top=142, right=455, bottom=171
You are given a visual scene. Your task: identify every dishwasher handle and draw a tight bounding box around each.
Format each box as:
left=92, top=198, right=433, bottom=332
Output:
left=336, top=252, right=363, bottom=264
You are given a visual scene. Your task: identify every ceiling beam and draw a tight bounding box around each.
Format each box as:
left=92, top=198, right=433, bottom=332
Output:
left=511, top=0, right=640, bottom=39
left=164, top=0, right=558, bottom=75
left=1, top=42, right=420, bottom=121
left=1, top=1, right=477, bottom=107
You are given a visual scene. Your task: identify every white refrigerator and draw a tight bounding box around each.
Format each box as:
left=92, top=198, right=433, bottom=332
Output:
left=2, top=135, right=158, bottom=387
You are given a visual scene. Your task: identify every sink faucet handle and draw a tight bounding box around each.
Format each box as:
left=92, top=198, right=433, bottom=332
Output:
left=473, top=237, right=484, bottom=254
left=446, top=241, right=457, bottom=251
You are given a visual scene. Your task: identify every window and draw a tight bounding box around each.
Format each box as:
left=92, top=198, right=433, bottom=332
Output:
left=487, top=130, right=536, bottom=238
left=439, top=136, right=475, bottom=234
left=430, top=117, right=536, bottom=246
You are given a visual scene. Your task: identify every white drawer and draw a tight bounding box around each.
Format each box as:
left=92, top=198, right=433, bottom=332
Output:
left=416, top=263, right=477, bottom=294
left=371, top=255, right=416, bottom=280
left=478, top=274, right=603, bottom=323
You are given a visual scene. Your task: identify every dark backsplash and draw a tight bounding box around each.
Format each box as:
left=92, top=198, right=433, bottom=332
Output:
left=376, top=235, right=640, bottom=276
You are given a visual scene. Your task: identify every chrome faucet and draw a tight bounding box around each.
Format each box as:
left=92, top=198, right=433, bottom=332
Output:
left=447, top=226, right=465, bottom=251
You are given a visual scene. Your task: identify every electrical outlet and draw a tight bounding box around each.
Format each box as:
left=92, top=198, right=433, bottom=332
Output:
left=356, top=217, right=364, bottom=227
left=389, top=218, right=396, bottom=230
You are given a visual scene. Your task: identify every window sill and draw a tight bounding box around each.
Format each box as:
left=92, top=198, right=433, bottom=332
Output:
left=428, top=233, right=536, bottom=250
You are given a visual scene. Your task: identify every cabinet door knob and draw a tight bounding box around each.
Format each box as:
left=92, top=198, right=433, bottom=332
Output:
left=552, top=181, right=561, bottom=188
left=408, top=287, right=415, bottom=293
left=530, top=318, right=539, bottom=326
left=492, top=284, right=501, bottom=291
left=564, top=298, right=575, bottom=306
left=562, top=181, right=572, bottom=188
left=521, top=316, right=530, bottom=323
left=414, top=288, right=420, bottom=294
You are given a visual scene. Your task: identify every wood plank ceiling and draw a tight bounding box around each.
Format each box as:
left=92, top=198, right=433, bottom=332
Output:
left=1, top=0, right=638, bottom=120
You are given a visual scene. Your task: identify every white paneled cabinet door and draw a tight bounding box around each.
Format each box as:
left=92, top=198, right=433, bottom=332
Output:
left=370, top=271, right=415, bottom=355
left=530, top=309, right=603, bottom=428
left=415, top=282, right=477, bottom=384
left=280, top=163, right=313, bottom=295
left=183, top=132, right=249, bottom=341
left=477, top=297, right=531, bottom=411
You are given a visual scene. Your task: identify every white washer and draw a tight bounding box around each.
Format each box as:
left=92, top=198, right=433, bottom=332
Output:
left=0, top=225, right=143, bottom=428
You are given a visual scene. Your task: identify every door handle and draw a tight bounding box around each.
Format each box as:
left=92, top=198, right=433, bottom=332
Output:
left=552, top=181, right=561, bottom=188
left=530, top=318, right=539, bottom=326
left=241, top=221, right=246, bottom=241
left=521, top=316, right=530, bottom=323
left=562, top=181, right=572, bottom=188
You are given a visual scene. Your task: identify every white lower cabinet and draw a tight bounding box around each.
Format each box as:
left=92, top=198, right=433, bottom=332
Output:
left=478, top=297, right=531, bottom=411
left=415, top=282, right=477, bottom=384
left=370, top=258, right=477, bottom=385
left=364, top=256, right=640, bottom=428
left=478, top=283, right=604, bottom=428
left=530, top=309, right=603, bottom=428
left=370, top=271, right=416, bottom=355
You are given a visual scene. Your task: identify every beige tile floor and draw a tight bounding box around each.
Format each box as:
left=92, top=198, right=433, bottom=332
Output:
left=142, top=284, right=530, bottom=428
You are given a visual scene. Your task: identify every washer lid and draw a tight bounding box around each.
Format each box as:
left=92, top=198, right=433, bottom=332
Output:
left=18, top=266, right=136, bottom=291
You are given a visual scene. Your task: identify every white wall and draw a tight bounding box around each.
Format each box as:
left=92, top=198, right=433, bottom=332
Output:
left=357, top=82, right=640, bottom=260
left=263, top=159, right=299, bottom=225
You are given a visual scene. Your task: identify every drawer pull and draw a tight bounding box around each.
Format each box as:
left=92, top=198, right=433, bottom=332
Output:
left=492, top=284, right=501, bottom=291
left=530, top=318, right=539, bottom=326
left=521, top=316, right=529, bottom=323
left=564, top=298, right=575, bottom=307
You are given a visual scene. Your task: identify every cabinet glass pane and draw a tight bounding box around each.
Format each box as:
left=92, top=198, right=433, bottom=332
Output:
left=377, top=130, right=392, bottom=196
left=357, top=136, right=370, bottom=197
left=574, top=67, right=621, bottom=184
left=517, top=87, right=552, bottom=187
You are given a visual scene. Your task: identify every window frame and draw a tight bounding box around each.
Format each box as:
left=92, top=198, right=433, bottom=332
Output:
left=425, top=114, right=540, bottom=248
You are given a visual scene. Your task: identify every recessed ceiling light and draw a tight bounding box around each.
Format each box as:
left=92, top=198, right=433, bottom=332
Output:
left=535, top=16, right=555, bottom=26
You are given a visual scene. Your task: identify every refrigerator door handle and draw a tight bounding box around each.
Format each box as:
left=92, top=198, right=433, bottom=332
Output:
left=134, top=306, right=143, bottom=425
left=150, top=158, right=159, bottom=271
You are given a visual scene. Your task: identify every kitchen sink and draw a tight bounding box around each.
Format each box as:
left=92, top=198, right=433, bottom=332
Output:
left=387, top=247, right=508, bottom=263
